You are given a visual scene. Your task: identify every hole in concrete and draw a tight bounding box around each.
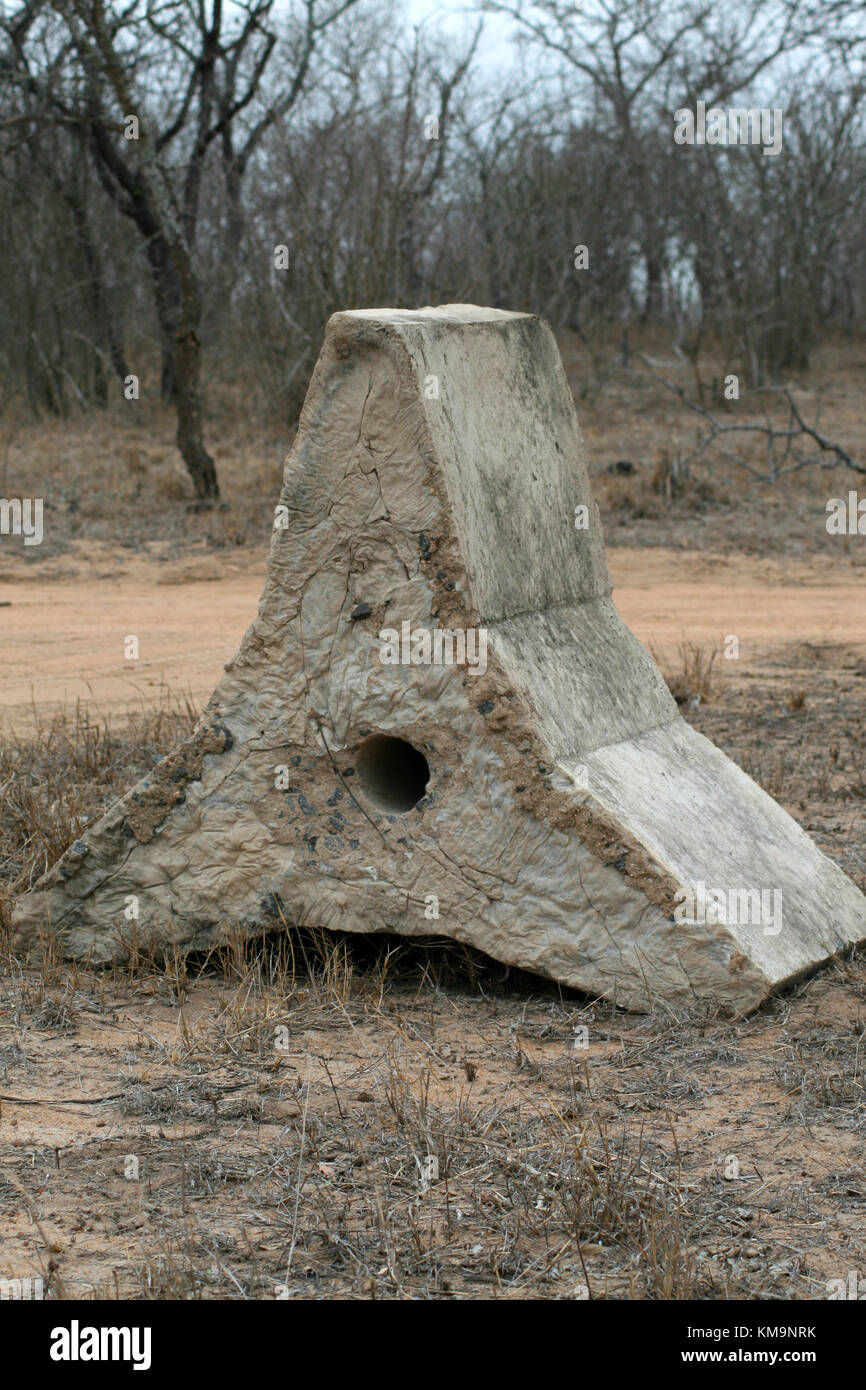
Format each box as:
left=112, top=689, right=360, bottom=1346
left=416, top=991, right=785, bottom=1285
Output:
left=355, top=735, right=430, bottom=813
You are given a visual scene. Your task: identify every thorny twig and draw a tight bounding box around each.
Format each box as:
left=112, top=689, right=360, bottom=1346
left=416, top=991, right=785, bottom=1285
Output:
left=632, top=352, right=865, bottom=482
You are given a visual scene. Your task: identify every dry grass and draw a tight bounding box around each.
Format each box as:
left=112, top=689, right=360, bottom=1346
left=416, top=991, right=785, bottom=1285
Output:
left=653, top=640, right=719, bottom=707
left=3, top=926, right=862, bottom=1300
left=0, top=693, right=197, bottom=940
left=575, top=331, right=866, bottom=557
left=1, top=331, right=864, bottom=575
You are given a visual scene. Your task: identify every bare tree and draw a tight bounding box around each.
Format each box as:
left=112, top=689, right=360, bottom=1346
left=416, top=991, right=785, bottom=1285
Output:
left=233, top=18, right=482, bottom=416
left=481, top=0, right=808, bottom=320
left=1, top=0, right=359, bottom=498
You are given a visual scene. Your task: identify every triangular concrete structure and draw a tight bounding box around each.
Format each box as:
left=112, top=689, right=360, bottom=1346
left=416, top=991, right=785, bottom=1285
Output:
left=13, top=306, right=866, bottom=1011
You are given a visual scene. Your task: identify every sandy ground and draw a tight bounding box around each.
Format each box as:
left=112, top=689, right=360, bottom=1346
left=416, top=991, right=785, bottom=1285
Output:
left=2, top=544, right=865, bottom=732
left=3, top=929, right=866, bottom=1301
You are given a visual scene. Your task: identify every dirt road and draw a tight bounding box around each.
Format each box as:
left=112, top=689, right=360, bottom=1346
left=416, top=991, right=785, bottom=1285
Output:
left=2, top=544, right=865, bottom=729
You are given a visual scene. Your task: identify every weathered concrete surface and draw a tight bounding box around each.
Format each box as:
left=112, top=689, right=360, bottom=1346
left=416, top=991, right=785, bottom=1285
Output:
left=13, top=305, right=866, bottom=1011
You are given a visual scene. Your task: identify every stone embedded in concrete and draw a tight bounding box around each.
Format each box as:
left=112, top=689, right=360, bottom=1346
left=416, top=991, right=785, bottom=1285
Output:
left=12, top=304, right=866, bottom=1012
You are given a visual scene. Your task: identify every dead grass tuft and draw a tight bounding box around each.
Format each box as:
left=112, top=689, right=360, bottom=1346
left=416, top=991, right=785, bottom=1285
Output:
left=653, top=640, right=718, bottom=707
left=0, top=693, right=198, bottom=953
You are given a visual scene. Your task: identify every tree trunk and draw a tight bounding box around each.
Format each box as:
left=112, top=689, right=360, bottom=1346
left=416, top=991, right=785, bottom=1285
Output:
left=175, top=321, right=219, bottom=501
left=76, top=210, right=128, bottom=402
left=145, top=232, right=183, bottom=402
left=642, top=248, right=665, bottom=323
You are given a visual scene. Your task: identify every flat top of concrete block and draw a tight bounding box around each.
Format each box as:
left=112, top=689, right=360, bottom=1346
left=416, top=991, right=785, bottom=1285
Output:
left=334, top=305, right=530, bottom=327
